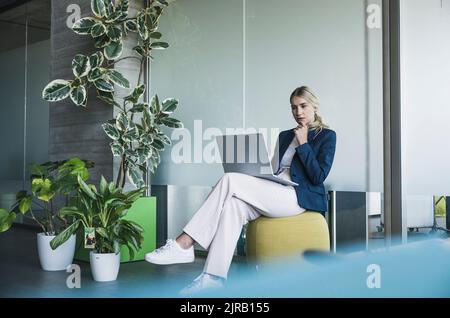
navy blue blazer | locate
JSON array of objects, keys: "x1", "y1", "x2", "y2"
[{"x1": 277, "y1": 128, "x2": 337, "y2": 215}]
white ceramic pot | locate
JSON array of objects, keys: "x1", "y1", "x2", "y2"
[
  {"x1": 37, "y1": 233, "x2": 76, "y2": 271},
  {"x1": 90, "y1": 251, "x2": 121, "y2": 282}
]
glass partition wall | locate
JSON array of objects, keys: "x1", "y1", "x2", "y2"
[
  {"x1": 0, "y1": 0, "x2": 51, "y2": 224},
  {"x1": 149, "y1": 0, "x2": 386, "y2": 251},
  {"x1": 399, "y1": 0, "x2": 450, "y2": 243}
]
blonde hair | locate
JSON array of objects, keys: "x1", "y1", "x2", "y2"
[{"x1": 290, "y1": 86, "x2": 329, "y2": 134}]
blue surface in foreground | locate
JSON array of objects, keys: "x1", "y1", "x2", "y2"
[{"x1": 197, "y1": 238, "x2": 450, "y2": 298}]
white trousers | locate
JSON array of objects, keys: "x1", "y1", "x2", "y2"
[{"x1": 183, "y1": 172, "x2": 306, "y2": 279}]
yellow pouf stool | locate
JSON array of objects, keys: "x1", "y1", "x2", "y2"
[{"x1": 246, "y1": 212, "x2": 330, "y2": 262}]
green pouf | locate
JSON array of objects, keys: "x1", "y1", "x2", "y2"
[{"x1": 74, "y1": 196, "x2": 157, "y2": 263}]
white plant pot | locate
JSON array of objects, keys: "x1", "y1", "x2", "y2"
[
  {"x1": 90, "y1": 251, "x2": 121, "y2": 282},
  {"x1": 37, "y1": 233, "x2": 76, "y2": 271}
]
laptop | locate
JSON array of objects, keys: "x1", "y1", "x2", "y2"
[{"x1": 215, "y1": 133, "x2": 298, "y2": 187}]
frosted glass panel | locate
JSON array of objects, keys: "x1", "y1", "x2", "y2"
[
  {"x1": 245, "y1": 0, "x2": 384, "y2": 192},
  {"x1": 0, "y1": 0, "x2": 50, "y2": 220},
  {"x1": 150, "y1": 0, "x2": 383, "y2": 193},
  {"x1": 150, "y1": 0, "x2": 244, "y2": 186},
  {"x1": 401, "y1": 0, "x2": 450, "y2": 196},
  {"x1": 26, "y1": 39, "x2": 50, "y2": 171},
  {"x1": 0, "y1": 19, "x2": 26, "y2": 194}
]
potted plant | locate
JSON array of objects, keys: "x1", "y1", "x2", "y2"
[
  {"x1": 41, "y1": 0, "x2": 183, "y2": 261},
  {"x1": 0, "y1": 158, "x2": 93, "y2": 271},
  {"x1": 51, "y1": 175, "x2": 145, "y2": 282}
]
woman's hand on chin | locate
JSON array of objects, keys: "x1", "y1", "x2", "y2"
[{"x1": 294, "y1": 124, "x2": 308, "y2": 145}]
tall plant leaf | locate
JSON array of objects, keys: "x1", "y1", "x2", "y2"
[
  {"x1": 125, "y1": 19, "x2": 138, "y2": 32},
  {"x1": 162, "y1": 98, "x2": 178, "y2": 113},
  {"x1": 89, "y1": 52, "x2": 104, "y2": 69},
  {"x1": 91, "y1": 0, "x2": 107, "y2": 18},
  {"x1": 127, "y1": 165, "x2": 144, "y2": 188},
  {"x1": 132, "y1": 45, "x2": 147, "y2": 58},
  {"x1": 107, "y1": 70, "x2": 130, "y2": 88},
  {"x1": 88, "y1": 67, "x2": 103, "y2": 82},
  {"x1": 152, "y1": 138, "x2": 164, "y2": 150},
  {"x1": 72, "y1": 17, "x2": 97, "y2": 35},
  {"x1": 149, "y1": 32, "x2": 162, "y2": 39},
  {"x1": 91, "y1": 22, "x2": 106, "y2": 38},
  {"x1": 105, "y1": 10, "x2": 125, "y2": 23},
  {"x1": 125, "y1": 84, "x2": 145, "y2": 104},
  {"x1": 146, "y1": 6, "x2": 163, "y2": 29},
  {"x1": 94, "y1": 78, "x2": 114, "y2": 92},
  {"x1": 135, "y1": 146, "x2": 152, "y2": 164},
  {"x1": 110, "y1": 141, "x2": 124, "y2": 156},
  {"x1": 97, "y1": 90, "x2": 120, "y2": 107},
  {"x1": 115, "y1": 112, "x2": 129, "y2": 131},
  {"x1": 94, "y1": 34, "x2": 111, "y2": 48},
  {"x1": 70, "y1": 85, "x2": 87, "y2": 106},
  {"x1": 150, "y1": 42, "x2": 169, "y2": 50},
  {"x1": 104, "y1": 40, "x2": 123, "y2": 60},
  {"x1": 72, "y1": 54, "x2": 91, "y2": 77},
  {"x1": 122, "y1": 125, "x2": 139, "y2": 142},
  {"x1": 102, "y1": 122, "x2": 121, "y2": 140},
  {"x1": 160, "y1": 117, "x2": 183, "y2": 128},
  {"x1": 106, "y1": 25, "x2": 122, "y2": 41},
  {"x1": 137, "y1": 13, "x2": 148, "y2": 40},
  {"x1": 129, "y1": 103, "x2": 148, "y2": 113},
  {"x1": 42, "y1": 80, "x2": 72, "y2": 102},
  {"x1": 119, "y1": 0, "x2": 129, "y2": 13},
  {"x1": 157, "y1": 133, "x2": 171, "y2": 145}
]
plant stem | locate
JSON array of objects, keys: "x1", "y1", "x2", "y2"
[
  {"x1": 116, "y1": 155, "x2": 126, "y2": 188},
  {"x1": 107, "y1": 56, "x2": 141, "y2": 67},
  {"x1": 121, "y1": 160, "x2": 128, "y2": 188},
  {"x1": 50, "y1": 200, "x2": 56, "y2": 232},
  {"x1": 138, "y1": 58, "x2": 145, "y2": 85},
  {"x1": 28, "y1": 208, "x2": 47, "y2": 233},
  {"x1": 47, "y1": 202, "x2": 54, "y2": 234}
]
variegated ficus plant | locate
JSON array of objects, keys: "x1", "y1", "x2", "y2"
[{"x1": 42, "y1": 0, "x2": 182, "y2": 189}]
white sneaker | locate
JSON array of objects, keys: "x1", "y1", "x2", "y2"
[
  {"x1": 145, "y1": 239, "x2": 194, "y2": 265},
  {"x1": 179, "y1": 273, "x2": 224, "y2": 295}
]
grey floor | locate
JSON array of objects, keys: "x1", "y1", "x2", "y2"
[
  {"x1": 0, "y1": 226, "x2": 252, "y2": 298},
  {"x1": 2, "y1": 224, "x2": 448, "y2": 298}
]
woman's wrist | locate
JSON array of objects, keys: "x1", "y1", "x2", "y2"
[{"x1": 296, "y1": 137, "x2": 308, "y2": 146}]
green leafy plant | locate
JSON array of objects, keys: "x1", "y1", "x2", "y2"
[
  {"x1": 50, "y1": 175, "x2": 145, "y2": 259},
  {"x1": 0, "y1": 158, "x2": 93, "y2": 234},
  {"x1": 42, "y1": 0, "x2": 183, "y2": 189}
]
